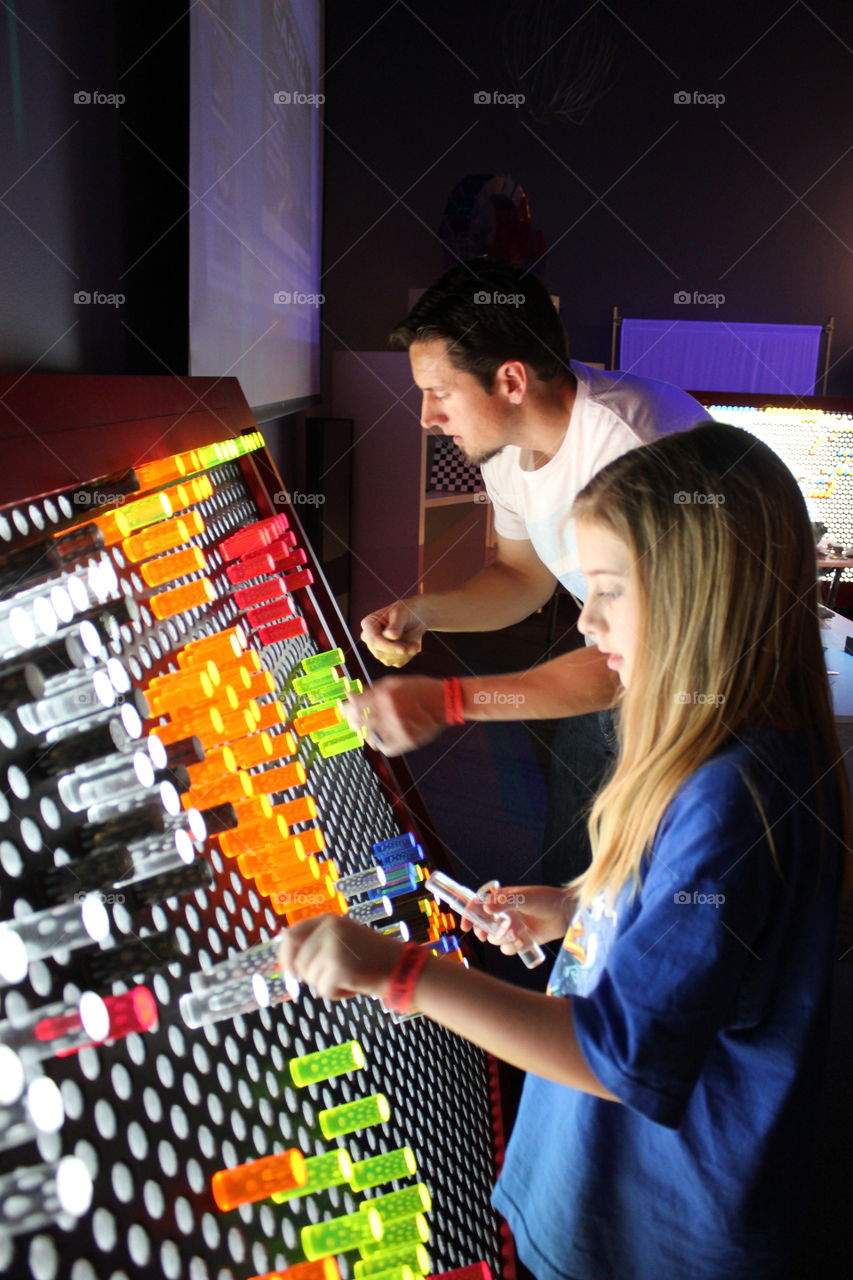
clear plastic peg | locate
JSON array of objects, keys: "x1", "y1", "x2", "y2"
[
  {"x1": 425, "y1": 871, "x2": 545, "y2": 968},
  {"x1": 57, "y1": 749, "x2": 155, "y2": 812},
  {"x1": 0, "y1": 895, "x2": 110, "y2": 985},
  {"x1": 0, "y1": 1156, "x2": 93, "y2": 1235},
  {"x1": 336, "y1": 865, "x2": 387, "y2": 899},
  {"x1": 0, "y1": 1072, "x2": 64, "y2": 1154},
  {"x1": 17, "y1": 667, "x2": 115, "y2": 735},
  {"x1": 189, "y1": 933, "x2": 286, "y2": 992},
  {"x1": 347, "y1": 897, "x2": 393, "y2": 925}
]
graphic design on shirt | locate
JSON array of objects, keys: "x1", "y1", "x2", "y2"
[
  {"x1": 525, "y1": 512, "x2": 584, "y2": 597},
  {"x1": 548, "y1": 890, "x2": 621, "y2": 998}
]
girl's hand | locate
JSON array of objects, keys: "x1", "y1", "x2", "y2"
[
  {"x1": 460, "y1": 884, "x2": 576, "y2": 954},
  {"x1": 344, "y1": 676, "x2": 446, "y2": 757},
  {"x1": 277, "y1": 914, "x2": 405, "y2": 1002}
]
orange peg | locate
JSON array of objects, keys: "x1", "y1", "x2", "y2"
[
  {"x1": 237, "y1": 836, "x2": 306, "y2": 878},
  {"x1": 158, "y1": 474, "x2": 214, "y2": 514},
  {"x1": 177, "y1": 626, "x2": 247, "y2": 669},
  {"x1": 221, "y1": 691, "x2": 261, "y2": 725},
  {"x1": 187, "y1": 746, "x2": 238, "y2": 785},
  {"x1": 133, "y1": 454, "x2": 189, "y2": 489},
  {"x1": 148, "y1": 660, "x2": 219, "y2": 694},
  {"x1": 184, "y1": 770, "x2": 255, "y2": 808},
  {"x1": 213, "y1": 685, "x2": 241, "y2": 714},
  {"x1": 246, "y1": 668, "x2": 276, "y2": 696},
  {"x1": 274, "y1": 795, "x2": 317, "y2": 826},
  {"x1": 254, "y1": 762, "x2": 307, "y2": 795},
  {"x1": 174, "y1": 447, "x2": 203, "y2": 475},
  {"x1": 211, "y1": 1149, "x2": 307, "y2": 1212},
  {"x1": 146, "y1": 663, "x2": 217, "y2": 711},
  {"x1": 140, "y1": 545, "x2": 206, "y2": 587},
  {"x1": 219, "y1": 815, "x2": 289, "y2": 860},
  {"x1": 260, "y1": 859, "x2": 337, "y2": 894},
  {"x1": 222, "y1": 666, "x2": 254, "y2": 698},
  {"x1": 229, "y1": 733, "x2": 275, "y2": 769},
  {"x1": 255, "y1": 860, "x2": 326, "y2": 897},
  {"x1": 151, "y1": 706, "x2": 225, "y2": 746},
  {"x1": 94, "y1": 491, "x2": 172, "y2": 545},
  {"x1": 254, "y1": 701, "x2": 289, "y2": 732},
  {"x1": 216, "y1": 648, "x2": 263, "y2": 677},
  {"x1": 149, "y1": 577, "x2": 216, "y2": 620},
  {"x1": 231, "y1": 794, "x2": 274, "y2": 825},
  {"x1": 257, "y1": 730, "x2": 297, "y2": 764},
  {"x1": 190, "y1": 475, "x2": 214, "y2": 503},
  {"x1": 293, "y1": 705, "x2": 344, "y2": 736},
  {"x1": 237, "y1": 852, "x2": 276, "y2": 880},
  {"x1": 121, "y1": 511, "x2": 205, "y2": 562},
  {"x1": 293, "y1": 826, "x2": 325, "y2": 856},
  {"x1": 213, "y1": 708, "x2": 258, "y2": 739},
  {"x1": 254, "y1": 835, "x2": 316, "y2": 872},
  {"x1": 245, "y1": 1259, "x2": 340, "y2": 1280},
  {"x1": 146, "y1": 673, "x2": 214, "y2": 718}
]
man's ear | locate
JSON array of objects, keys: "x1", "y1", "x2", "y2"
[{"x1": 497, "y1": 360, "x2": 528, "y2": 402}]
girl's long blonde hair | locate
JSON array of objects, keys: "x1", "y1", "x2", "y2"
[{"x1": 571, "y1": 422, "x2": 852, "y2": 907}]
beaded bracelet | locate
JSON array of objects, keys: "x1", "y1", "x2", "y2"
[
  {"x1": 383, "y1": 941, "x2": 430, "y2": 1014},
  {"x1": 442, "y1": 677, "x2": 465, "y2": 726}
]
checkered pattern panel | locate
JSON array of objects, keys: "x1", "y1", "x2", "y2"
[{"x1": 427, "y1": 436, "x2": 485, "y2": 494}]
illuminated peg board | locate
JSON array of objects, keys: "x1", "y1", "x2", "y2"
[
  {"x1": 0, "y1": 438, "x2": 506, "y2": 1278},
  {"x1": 705, "y1": 402, "x2": 853, "y2": 556}
]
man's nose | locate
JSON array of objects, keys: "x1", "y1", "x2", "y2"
[{"x1": 420, "y1": 394, "x2": 445, "y2": 430}]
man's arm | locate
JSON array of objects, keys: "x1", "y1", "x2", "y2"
[
  {"x1": 347, "y1": 645, "x2": 619, "y2": 756},
  {"x1": 361, "y1": 534, "x2": 557, "y2": 667}
]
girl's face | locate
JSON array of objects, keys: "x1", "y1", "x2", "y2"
[{"x1": 576, "y1": 519, "x2": 640, "y2": 688}]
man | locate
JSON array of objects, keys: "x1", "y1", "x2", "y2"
[{"x1": 350, "y1": 257, "x2": 709, "y2": 881}]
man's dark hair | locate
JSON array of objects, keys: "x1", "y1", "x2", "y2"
[{"x1": 389, "y1": 257, "x2": 571, "y2": 392}]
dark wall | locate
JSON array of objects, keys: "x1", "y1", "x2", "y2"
[
  {"x1": 2, "y1": 1, "x2": 850, "y2": 398},
  {"x1": 321, "y1": 0, "x2": 853, "y2": 395},
  {"x1": 0, "y1": 1, "x2": 190, "y2": 377}
]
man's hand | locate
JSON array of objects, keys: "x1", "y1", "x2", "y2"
[
  {"x1": 277, "y1": 914, "x2": 404, "y2": 1001},
  {"x1": 345, "y1": 676, "x2": 447, "y2": 756},
  {"x1": 360, "y1": 601, "x2": 427, "y2": 668},
  {"x1": 460, "y1": 883, "x2": 576, "y2": 952}
]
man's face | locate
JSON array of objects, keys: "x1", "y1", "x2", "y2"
[{"x1": 409, "y1": 339, "x2": 516, "y2": 466}]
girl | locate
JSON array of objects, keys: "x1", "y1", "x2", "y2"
[{"x1": 278, "y1": 422, "x2": 850, "y2": 1280}]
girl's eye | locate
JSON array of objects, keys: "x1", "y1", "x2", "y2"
[{"x1": 596, "y1": 590, "x2": 620, "y2": 599}]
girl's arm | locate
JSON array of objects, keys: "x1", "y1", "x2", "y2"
[{"x1": 277, "y1": 914, "x2": 619, "y2": 1103}]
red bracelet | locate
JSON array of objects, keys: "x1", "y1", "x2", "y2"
[
  {"x1": 384, "y1": 941, "x2": 430, "y2": 1013},
  {"x1": 442, "y1": 677, "x2": 465, "y2": 726}
]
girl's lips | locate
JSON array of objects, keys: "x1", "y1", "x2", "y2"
[{"x1": 603, "y1": 652, "x2": 622, "y2": 668}]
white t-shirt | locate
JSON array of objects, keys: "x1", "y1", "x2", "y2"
[{"x1": 481, "y1": 361, "x2": 711, "y2": 599}]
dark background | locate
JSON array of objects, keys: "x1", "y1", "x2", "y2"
[
  {"x1": 0, "y1": 0, "x2": 850, "y2": 398},
  {"x1": 320, "y1": 0, "x2": 853, "y2": 394}
]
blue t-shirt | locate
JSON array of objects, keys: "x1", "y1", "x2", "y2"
[{"x1": 492, "y1": 729, "x2": 841, "y2": 1280}]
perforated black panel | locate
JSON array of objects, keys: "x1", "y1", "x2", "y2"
[{"x1": 0, "y1": 458, "x2": 504, "y2": 1280}]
